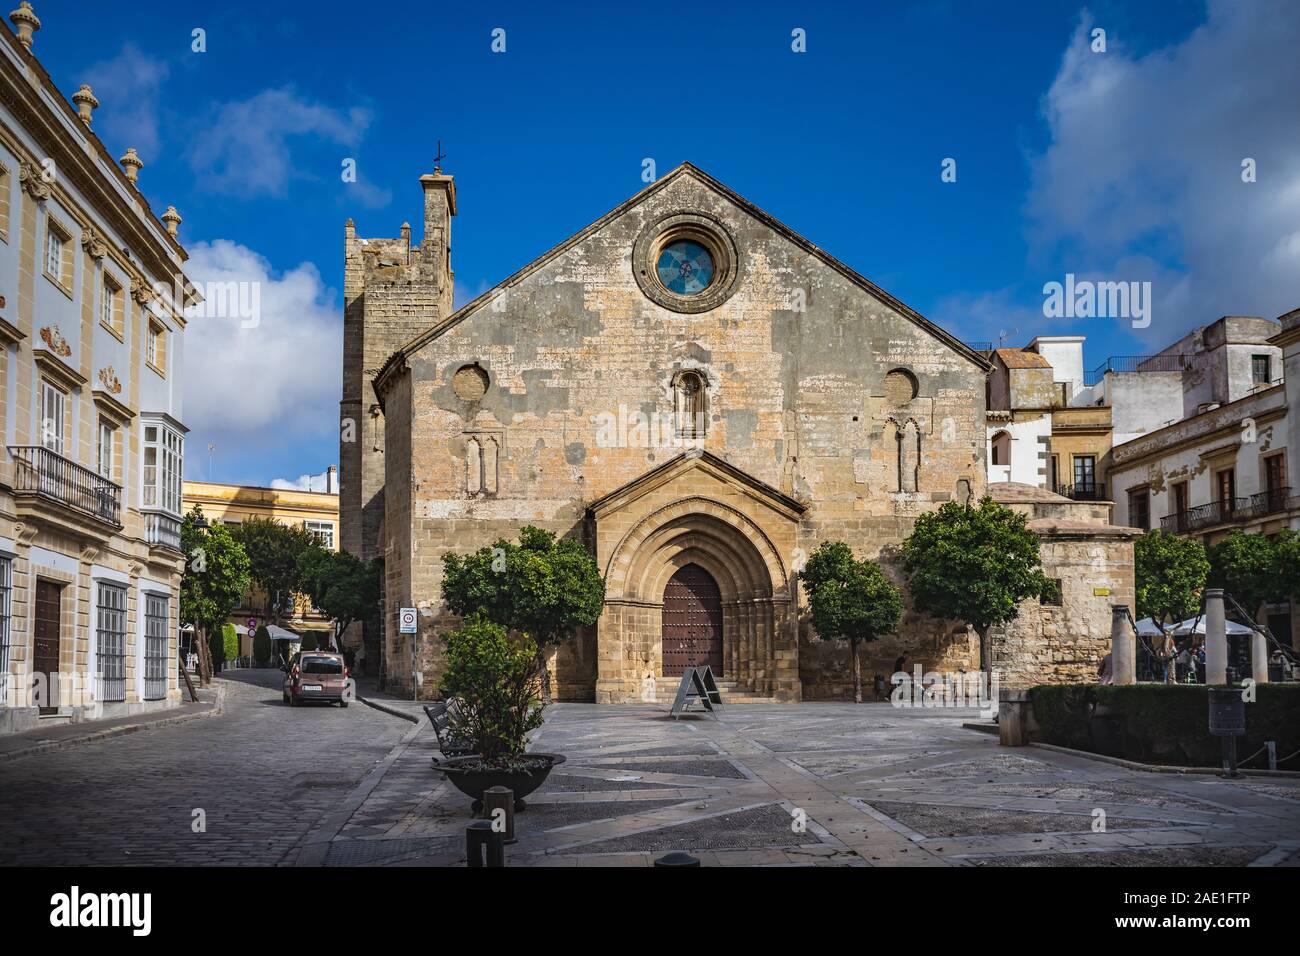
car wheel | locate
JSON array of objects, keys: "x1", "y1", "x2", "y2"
[{"x1": 339, "y1": 700, "x2": 349, "y2": 708}]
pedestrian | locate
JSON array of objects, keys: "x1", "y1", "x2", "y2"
[{"x1": 893, "y1": 655, "x2": 906, "y2": 677}]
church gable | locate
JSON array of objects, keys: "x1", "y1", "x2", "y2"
[{"x1": 376, "y1": 163, "x2": 987, "y2": 389}]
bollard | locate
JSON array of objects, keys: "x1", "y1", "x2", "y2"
[
  {"x1": 482, "y1": 786, "x2": 517, "y2": 845},
  {"x1": 1251, "y1": 628, "x2": 1269, "y2": 685},
  {"x1": 1111, "y1": 604, "x2": 1135, "y2": 685},
  {"x1": 1205, "y1": 589, "x2": 1227, "y2": 685},
  {"x1": 466, "y1": 820, "x2": 505, "y2": 867},
  {"x1": 654, "y1": 852, "x2": 700, "y2": 867},
  {"x1": 1207, "y1": 686, "x2": 1245, "y2": 778}
]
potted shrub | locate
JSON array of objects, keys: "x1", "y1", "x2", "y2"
[{"x1": 429, "y1": 617, "x2": 564, "y2": 811}]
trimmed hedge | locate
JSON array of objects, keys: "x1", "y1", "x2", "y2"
[
  {"x1": 252, "y1": 625, "x2": 271, "y2": 667},
  {"x1": 1029, "y1": 683, "x2": 1300, "y2": 768},
  {"x1": 221, "y1": 623, "x2": 239, "y2": 664}
]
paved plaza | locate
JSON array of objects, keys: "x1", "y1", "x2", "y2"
[
  {"x1": 301, "y1": 698, "x2": 1300, "y2": 868},
  {"x1": 1, "y1": 676, "x2": 1298, "y2": 867}
]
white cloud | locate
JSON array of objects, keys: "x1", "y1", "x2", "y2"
[
  {"x1": 181, "y1": 240, "x2": 339, "y2": 463},
  {"x1": 1025, "y1": 2, "x2": 1300, "y2": 342},
  {"x1": 186, "y1": 87, "x2": 372, "y2": 197},
  {"x1": 271, "y1": 470, "x2": 336, "y2": 493},
  {"x1": 83, "y1": 44, "x2": 168, "y2": 158}
]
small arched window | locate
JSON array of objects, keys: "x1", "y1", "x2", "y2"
[
  {"x1": 991, "y1": 431, "x2": 1011, "y2": 467},
  {"x1": 673, "y1": 370, "x2": 708, "y2": 439}
]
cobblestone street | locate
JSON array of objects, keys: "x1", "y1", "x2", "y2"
[{"x1": 0, "y1": 674, "x2": 410, "y2": 866}]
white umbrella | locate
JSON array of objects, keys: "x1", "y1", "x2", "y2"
[
  {"x1": 1171, "y1": 616, "x2": 1255, "y2": 637},
  {"x1": 1134, "y1": 617, "x2": 1165, "y2": 638}
]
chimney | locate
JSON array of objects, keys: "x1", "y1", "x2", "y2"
[
  {"x1": 8, "y1": 2, "x2": 38, "y2": 50},
  {"x1": 327, "y1": 465, "x2": 337, "y2": 494},
  {"x1": 419, "y1": 168, "x2": 456, "y2": 271}
]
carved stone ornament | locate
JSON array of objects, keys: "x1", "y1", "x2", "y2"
[
  {"x1": 18, "y1": 160, "x2": 50, "y2": 201},
  {"x1": 81, "y1": 227, "x2": 108, "y2": 260},
  {"x1": 130, "y1": 275, "x2": 153, "y2": 306}
]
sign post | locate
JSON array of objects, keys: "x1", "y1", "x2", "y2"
[{"x1": 399, "y1": 607, "x2": 418, "y2": 702}]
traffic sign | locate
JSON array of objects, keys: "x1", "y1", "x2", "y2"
[{"x1": 399, "y1": 607, "x2": 418, "y2": 634}]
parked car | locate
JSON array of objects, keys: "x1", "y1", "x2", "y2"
[{"x1": 282, "y1": 651, "x2": 350, "y2": 707}]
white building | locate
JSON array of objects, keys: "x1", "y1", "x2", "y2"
[{"x1": 0, "y1": 5, "x2": 193, "y2": 732}]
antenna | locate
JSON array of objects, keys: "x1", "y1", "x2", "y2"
[{"x1": 997, "y1": 327, "x2": 1018, "y2": 348}]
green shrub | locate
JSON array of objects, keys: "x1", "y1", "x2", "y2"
[
  {"x1": 439, "y1": 617, "x2": 545, "y2": 769},
  {"x1": 1030, "y1": 683, "x2": 1300, "y2": 767},
  {"x1": 209, "y1": 628, "x2": 225, "y2": 672},
  {"x1": 221, "y1": 623, "x2": 238, "y2": 664},
  {"x1": 252, "y1": 625, "x2": 271, "y2": 667},
  {"x1": 300, "y1": 632, "x2": 317, "y2": 652}
]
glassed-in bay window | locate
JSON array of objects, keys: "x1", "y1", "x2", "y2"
[{"x1": 142, "y1": 420, "x2": 184, "y2": 514}]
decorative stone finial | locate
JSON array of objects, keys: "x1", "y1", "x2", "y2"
[
  {"x1": 71, "y1": 84, "x2": 99, "y2": 126},
  {"x1": 161, "y1": 205, "x2": 181, "y2": 237},
  {"x1": 119, "y1": 147, "x2": 143, "y2": 184},
  {"x1": 9, "y1": 2, "x2": 39, "y2": 50}
]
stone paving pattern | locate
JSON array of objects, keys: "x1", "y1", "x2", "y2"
[
  {"x1": 322, "y1": 701, "x2": 1300, "y2": 868},
  {"x1": 2, "y1": 680, "x2": 1298, "y2": 868}
]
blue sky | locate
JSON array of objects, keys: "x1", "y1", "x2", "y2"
[{"x1": 26, "y1": 1, "x2": 1299, "y2": 487}]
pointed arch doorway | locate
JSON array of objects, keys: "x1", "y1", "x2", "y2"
[{"x1": 661, "y1": 563, "x2": 723, "y2": 676}]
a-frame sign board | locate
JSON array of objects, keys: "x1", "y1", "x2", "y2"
[{"x1": 669, "y1": 666, "x2": 724, "y2": 719}]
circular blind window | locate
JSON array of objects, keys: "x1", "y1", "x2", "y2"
[
  {"x1": 884, "y1": 369, "x2": 917, "y2": 404},
  {"x1": 452, "y1": 364, "x2": 489, "y2": 400}
]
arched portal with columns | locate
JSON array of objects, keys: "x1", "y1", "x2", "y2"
[{"x1": 587, "y1": 452, "x2": 806, "y2": 703}]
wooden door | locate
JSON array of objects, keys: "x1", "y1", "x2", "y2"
[
  {"x1": 34, "y1": 580, "x2": 61, "y2": 714},
  {"x1": 661, "y1": 564, "x2": 723, "y2": 676}
]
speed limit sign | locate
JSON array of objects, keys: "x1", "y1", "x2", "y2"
[{"x1": 399, "y1": 607, "x2": 417, "y2": 634}]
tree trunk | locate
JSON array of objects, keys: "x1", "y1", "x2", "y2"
[
  {"x1": 196, "y1": 625, "x2": 213, "y2": 686},
  {"x1": 977, "y1": 626, "x2": 990, "y2": 678},
  {"x1": 536, "y1": 648, "x2": 553, "y2": 704},
  {"x1": 851, "y1": 639, "x2": 862, "y2": 704}
]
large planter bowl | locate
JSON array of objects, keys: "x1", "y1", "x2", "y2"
[{"x1": 431, "y1": 753, "x2": 566, "y2": 812}]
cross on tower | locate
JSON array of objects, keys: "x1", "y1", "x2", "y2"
[{"x1": 433, "y1": 140, "x2": 447, "y2": 173}]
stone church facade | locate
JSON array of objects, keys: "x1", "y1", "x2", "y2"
[{"x1": 341, "y1": 163, "x2": 1134, "y2": 702}]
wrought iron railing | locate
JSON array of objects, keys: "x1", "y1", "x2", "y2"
[
  {"x1": 1055, "y1": 482, "x2": 1107, "y2": 501},
  {"x1": 1084, "y1": 354, "x2": 1192, "y2": 386},
  {"x1": 1160, "y1": 486, "x2": 1295, "y2": 534},
  {"x1": 144, "y1": 511, "x2": 183, "y2": 551},
  {"x1": 7, "y1": 445, "x2": 122, "y2": 526},
  {"x1": 1161, "y1": 498, "x2": 1243, "y2": 533},
  {"x1": 1245, "y1": 486, "x2": 1291, "y2": 518}
]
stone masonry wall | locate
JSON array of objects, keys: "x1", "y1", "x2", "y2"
[{"x1": 377, "y1": 168, "x2": 991, "y2": 699}]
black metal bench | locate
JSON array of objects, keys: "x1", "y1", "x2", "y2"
[{"x1": 423, "y1": 699, "x2": 476, "y2": 762}]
